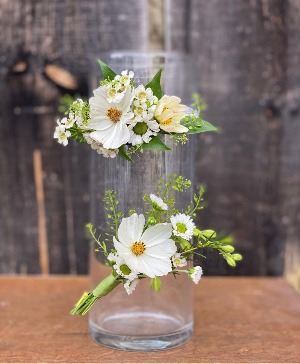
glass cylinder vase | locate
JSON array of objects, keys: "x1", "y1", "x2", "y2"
[{"x1": 89, "y1": 52, "x2": 195, "y2": 351}]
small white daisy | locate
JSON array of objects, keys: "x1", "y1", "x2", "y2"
[
  {"x1": 54, "y1": 123, "x2": 71, "y2": 146},
  {"x1": 188, "y1": 266, "x2": 203, "y2": 284},
  {"x1": 124, "y1": 278, "x2": 139, "y2": 295},
  {"x1": 149, "y1": 194, "x2": 168, "y2": 211},
  {"x1": 128, "y1": 119, "x2": 160, "y2": 145},
  {"x1": 113, "y1": 213, "x2": 177, "y2": 278},
  {"x1": 170, "y1": 213, "x2": 195, "y2": 241},
  {"x1": 172, "y1": 253, "x2": 187, "y2": 268}
]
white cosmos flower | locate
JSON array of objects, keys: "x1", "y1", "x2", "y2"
[
  {"x1": 149, "y1": 194, "x2": 168, "y2": 211},
  {"x1": 155, "y1": 95, "x2": 189, "y2": 133},
  {"x1": 170, "y1": 213, "x2": 195, "y2": 241},
  {"x1": 172, "y1": 253, "x2": 187, "y2": 268},
  {"x1": 113, "y1": 213, "x2": 177, "y2": 278},
  {"x1": 54, "y1": 122, "x2": 71, "y2": 146},
  {"x1": 124, "y1": 278, "x2": 139, "y2": 295},
  {"x1": 88, "y1": 85, "x2": 134, "y2": 149},
  {"x1": 188, "y1": 266, "x2": 203, "y2": 284}
]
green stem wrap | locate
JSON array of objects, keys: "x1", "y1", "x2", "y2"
[
  {"x1": 92, "y1": 273, "x2": 120, "y2": 298},
  {"x1": 70, "y1": 273, "x2": 120, "y2": 315}
]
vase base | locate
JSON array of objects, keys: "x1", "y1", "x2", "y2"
[{"x1": 89, "y1": 313, "x2": 193, "y2": 351}]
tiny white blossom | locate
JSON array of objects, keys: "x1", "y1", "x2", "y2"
[
  {"x1": 100, "y1": 146, "x2": 118, "y2": 158},
  {"x1": 172, "y1": 253, "x2": 187, "y2": 268},
  {"x1": 149, "y1": 194, "x2": 168, "y2": 211},
  {"x1": 84, "y1": 134, "x2": 118, "y2": 158},
  {"x1": 170, "y1": 213, "x2": 195, "y2": 241},
  {"x1": 106, "y1": 85, "x2": 126, "y2": 103},
  {"x1": 54, "y1": 123, "x2": 71, "y2": 146},
  {"x1": 124, "y1": 278, "x2": 139, "y2": 295},
  {"x1": 107, "y1": 252, "x2": 118, "y2": 263},
  {"x1": 64, "y1": 115, "x2": 75, "y2": 129},
  {"x1": 188, "y1": 266, "x2": 203, "y2": 284},
  {"x1": 115, "y1": 70, "x2": 134, "y2": 86}
]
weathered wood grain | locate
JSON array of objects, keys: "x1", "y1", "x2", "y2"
[
  {"x1": 281, "y1": 0, "x2": 300, "y2": 291},
  {"x1": 185, "y1": 0, "x2": 287, "y2": 276},
  {"x1": 0, "y1": 276, "x2": 299, "y2": 363},
  {"x1": 0, "y1": 0, "x2": 148, "y2": 274}
]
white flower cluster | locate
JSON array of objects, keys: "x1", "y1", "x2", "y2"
[
  {"x1": 106, "y1": 196, "x2": 202, "y2": 295},
  {"x1": 54, "y1": 69, "x2": 190, "y2": 156},
  {"x1": 129, "y1": 85, "x2": 160, "y2": 145},
  {"x1": 54, "y1": 99, "x2": 88, "y2": 146}
]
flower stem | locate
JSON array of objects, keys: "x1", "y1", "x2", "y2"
[{"x1": 70, "y1": 273, "x2": 120, "y2": 315}]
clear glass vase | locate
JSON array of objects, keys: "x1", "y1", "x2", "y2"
[{"x1": 89, "y1": 52, "x2": 195, "y2": 351}]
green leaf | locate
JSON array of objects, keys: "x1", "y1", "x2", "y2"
[
  {"x1": 98, "y1": 59, "x2": 117, "y2": 80},
  {"x1": 145, "y1": 69, "x2": 163, "y2": 99},
  {"x1": 118, "y1": 145, "x2": 134, "y2": 162},
  {"x1": 186, "y1": 118, "x2": 219, "y2": 134},
  {"x1": 142, "y1": 136, "x2": 172, "y2": 151},
  {"x1": 150, "y1": 277, "x2": 162, "y2": 291}
]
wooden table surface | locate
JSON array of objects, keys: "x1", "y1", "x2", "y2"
[{"x1": 0, "y1": 276, "x2": 299, "y2": 363}]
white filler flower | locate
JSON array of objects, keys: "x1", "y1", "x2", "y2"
[
  {"x1": 172, "y1": 253, "x2": 187, "y2": 268},
  {"x1": 188, "y1": 266, "x2": 203, "y2": 284},
  {"x1": 53, "y1": 122, "x2": 71, "y2": 146},
  {"x1": 113, "y1": 213, "x2": 177, "y2": 278},
  {"x1": 88, "y1": 85, "x2": 134, "y2": 149},
  {"x1": 170, "y1": 213, "x2": 195, "y2": 240},
  {"x1": 155, "y1": 95, "x2": 189, "y2": 133},
  {"x1": 124, "y1": 278, "x2": 139, "y2": 295},
  {"x1": 150, "y1": 194, "x2": 168, "y2": 211}
]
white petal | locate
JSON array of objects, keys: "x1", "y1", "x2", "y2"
[
  {"x1": 157, "y1": 109, "x2": 173, "y2": 122},
  {"x1": 138, "y1": 255, "x2": 173, "y2": 277},
  {"x1": 141, "y1": 223, "x2": 172, "y2": 247},
  {"x1": 117, "y1": 87, "x2": 134, "y2": 113},
  {"x1": 160, "y1": 123, "x2": 188, "y2": 133},
  {"x1": 113, "y1": 236, "x2": 131, "y2": 257},
  {"x1": 89, "y1": 117, "x2": 112, "y2": 130},
  {"x1": 146, "y1": 238, "x2": 177, "y2": 258},
  {"x1": 90, "y1": 123, "x2": 130, "y2": 149},
  {"x1": 118, "y1": 213, "x2": 145, "y2": 245}
]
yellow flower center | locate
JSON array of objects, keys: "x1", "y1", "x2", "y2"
[
  {"x1": 131, "y1": 241, "x2": 146, "y2": 256},
  {"x1": 138, "y1": 91, "x2": 147, "y2": 100},
  {"x1": 107, "y1": 88, "x2": 117, "y2": 98},
  {"x1": 106, "y1": 108, "x2": 122, "y2": 123},
  {"x1": 161, "y1": 118, "x2": 172, "y2": 125}
]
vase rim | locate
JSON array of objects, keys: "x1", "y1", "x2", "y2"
[{"x1": 97, "y1": 51, "x2": 191, "y2": 60}]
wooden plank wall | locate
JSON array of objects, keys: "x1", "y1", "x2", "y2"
[{"x1": 0, "y1": 0, "x2": 299, "y2": 285}]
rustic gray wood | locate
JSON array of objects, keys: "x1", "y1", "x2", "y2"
[
  {"x1": 0, "y1": 0, "x2": 148, "y2": 274},
  {"x1": 281, "y1": 0, "x2": 300, "y2": 290},
  {"x1": 184, "y1": 0, "x2": 288, "y2": 276}
]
